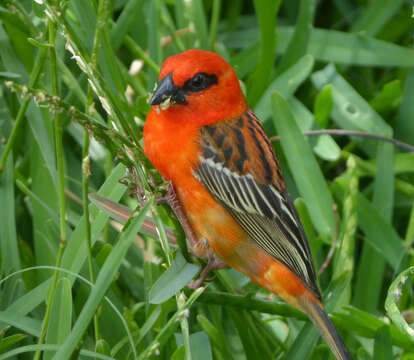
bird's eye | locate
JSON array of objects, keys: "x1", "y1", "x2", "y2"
[
  {"x1": 183, "y1": 72, "x2": 218, "y2": 93},
  {"x1": 191, "y1": 74, "x2": 206, "y2": 88}
]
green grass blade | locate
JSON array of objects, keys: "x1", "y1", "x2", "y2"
[
  {"x1": 52, "y1": 199, "x2": 152, "y2": 360},
  {"x1": 149, "y1": 252, "x2": 199, "y2": 304},
  {"x1": 351, "y1": 0, "x2": 405, "y2": 36},
  {"x1": 0, "y1": 152, "x2": 20, "y2": 272},
  {"x1": 0, "y1": 344, "x2": 116, "y2": 360},
  {"x1": 255, "y1": 54, "x2": 314, "y2": 122},
  {"x1": 385, "y1": 266, "x2": 414, "y2": 340},
  {"x1": 276, "y1": 0, "x2": 315, "y2": 75},
  {"x1": 289, "y1": 97, "x2": 341, "y2": 161},
  {"x1": 333, "y1": 179, "x2": 405, "y2": 270},
  {"x1": 191, "y1": 0, "x2": 209, "y2": 50},
  {"x1": 223, "y1": 26, "x2": 414, "y2": 67},
  {"x1": 247, "y1": 0, "x2": 281, "y2": 106},
  {"x1": 0, "y1": 333, "x2": 27, "y2": 353},
  {"x1": 353, "y1": 143, "x2": 394, "y2": 312},
  {"x1": 110, "y1": 0, "x2": 144, "y2": 50},
  {"x1": 0, "y1": 311, "x2": 41, "y2": 337},
  {"x1": 312, "y1": 64, "x2": 391, "y2": 155},
  {"x1": 373, "y1": 326, "x2": 393, "y2": 360},
  {"x1": 44, "y1": 278, "x2": 72, "y2": 360},
  {"x1": 395, "y1": 69, "x2": 414, "y2": 146}
]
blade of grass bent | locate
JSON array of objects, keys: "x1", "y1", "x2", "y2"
[
  {"x1": 255, "y1": 55, "x2": 314, "y2": 122},
  {"x1": 52, "y1": 200, "x2": 152, "y2": 360}
]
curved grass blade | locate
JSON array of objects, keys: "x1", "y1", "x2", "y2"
[{"x1": 51, "y1": 199, "x2": 152, "y2": 360}]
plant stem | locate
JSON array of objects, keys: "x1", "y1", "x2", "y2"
[
  {"x1": 83, "y1": 0, "x2": 110, "y2": 342},
  {"x1": 33, "y1": 17, "x2": 67, "y2": 360}
]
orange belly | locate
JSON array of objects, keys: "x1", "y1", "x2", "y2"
[{"x1": 176, "y1": 175, "x2": 309, "y2": 308}]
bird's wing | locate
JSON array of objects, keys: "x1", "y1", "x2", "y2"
[{"x1": 194, "y1": 109, "x2": 321, "y2": 300}]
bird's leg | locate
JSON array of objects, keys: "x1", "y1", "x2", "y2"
[
  {"x1": 157, "y1": 181, "x2": 228, "y2": 287},
  {"x1": 156, "y1": 181, "x2": 200, "y2": 251}
]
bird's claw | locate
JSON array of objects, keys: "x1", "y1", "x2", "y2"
[{"x1": 187, "y1": 256, "x2": 228, "y2": 289}]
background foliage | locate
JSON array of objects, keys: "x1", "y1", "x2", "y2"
[{"x1": 0, "y1": 0, "x2": 414, "y2": 359}]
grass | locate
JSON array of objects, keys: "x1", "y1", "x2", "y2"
[{"x1": 0, "y1": 0, "x2": 414, "y2": 359}]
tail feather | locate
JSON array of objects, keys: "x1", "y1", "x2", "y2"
[{"x1": 300, "y1": 297, "x2": 351, "y2": 360}]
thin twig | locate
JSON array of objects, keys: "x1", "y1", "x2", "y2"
[{"x1": 270, "y1": 129, "x2": 414, "y2": 153}]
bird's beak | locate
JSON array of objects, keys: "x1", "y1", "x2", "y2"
[{"x1": 149, "y1": 72, "x2": 187, "y2": 107}]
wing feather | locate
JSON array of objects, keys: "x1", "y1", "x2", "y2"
[{"x1": 195, "y1": 110, "x2": 321, "y2": 300}]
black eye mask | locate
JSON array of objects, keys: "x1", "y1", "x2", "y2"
[
  {"x1": 182, "y1": 73, "x2": 218, "y2": 93},
  {"x1": 149, "y1": 72, "x2": 218, "y2": 106}
]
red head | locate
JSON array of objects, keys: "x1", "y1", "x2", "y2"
[{"x1": 148, "y1": 49, "x2": 247, "y2": 125}]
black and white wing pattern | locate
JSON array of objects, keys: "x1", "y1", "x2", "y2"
[{"x1": 194, "y1": 109, "x2": 321, "y2": 300}]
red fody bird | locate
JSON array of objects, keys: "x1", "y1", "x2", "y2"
[{"x1": 144, "y1": 49, "x2": 351, "y2": 360}]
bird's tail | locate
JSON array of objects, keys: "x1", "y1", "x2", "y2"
[{"x1": 299, "y1": 296, "x2": 351, "y2": 360}]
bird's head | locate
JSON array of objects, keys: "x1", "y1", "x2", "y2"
[{"x1": 148, "y1": 49, "x2": 247, "y2": 125}]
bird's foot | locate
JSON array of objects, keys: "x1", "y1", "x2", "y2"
[{"x1": 187, "y1": 256, "x2": 228, "y2": 290}]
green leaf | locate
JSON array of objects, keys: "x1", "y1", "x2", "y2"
[
  {"x1": 0, "y1": 344, "x2": 116, "y2": 360},
  {"x1": 110, "y1": 0, "x2": 144, "y2": 50},
  {"x1": 271, "y1": 91, "x2": 335, "y2": 240},
  {"x1": 395, "y1": 69, "x2": 414, "y2": 146},
  {"x1": 61, "y1": 164, "x2": 127, "y2": 279},
  {"x1": 313, "y1": 84, "x2": 333, "y2": 129},
  {"x1": 96, "y1": 339, "x2": 112, "y2": 356},
  {"x1": 0, "y1": 72, "x2": 20, "y2": 79},
  {"x1": 0, "y1": 311, "x2": 41, "y2": 337},
  {"x1": 247, "y1": 0, "x2": 281, "y2": 106},
  {"x1": 276, "y1": 0, "x2": 315, "y2": 75},
  {"x1": 332, "y1": 306, "x2": 414, "y2": 350},
  {"x1": 356, "y1": 191, "x2": 403, "y2": 271},
  {"x1": 332, "y1": 179, "x2": 405, "y2": 270},
  {"x1": 149, "y1": 252, "x2": 200, "y2": 304},
  {"x1": 370, "y1": 80, "x2": 402, "y2": 114},
  {"x1": 289, "y1": 97, "x2": 340, "y2": 161},
  {"x1": 385, "y1": 266, "x2": 414, "y2": 340},
  {"x1": 312, "y1": 63, "x2": 392, "y2": 155},
  {"x1": 0, "y1": 152, "x2": 20, "y2": 272},
  {"x1": 175, "y1": 331, "x2": 213, "y2": 360},
  {"x1": 171, "y1": 345, "x2": 185, "y2": 360},
  {"x1": 197, "y1": 315, "x2": 234, "y2": 359},
  {"x1": 45, "y1": 278, "x2": 72, "y2": 360},
  {"x1": 52, "y1": 200, "x2": 152, "y2": 360},
  {"x1": 255, "y1": 54, "x2": 314, "y2": 122},
  {"x1": 373, "y1": 326, "x2": 393, "y2": 360},
  {"x1": 189, "y1": 332, "x2": 213, "y2": 360},
  {"x1": 191, "y1": 0, "x2": 209, "y2": 50},
  {"x1": 0, "y1": 333, "x2": 27, "y2": 352},
  {"x1": 223, "y1": 26, "x2": 414, "y2": 67},
  {"x1": 27, "y1": 37, "x2": 53, "y2": 48},
  {"x1": 353, "y1": 142, "x2": 394, "y2": 312},
  {"x1": 351, "y1": 0, "x2": 405, "y2": 36}
]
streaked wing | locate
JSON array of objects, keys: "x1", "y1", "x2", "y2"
[{"x1": 194, "y1": 109, "x2": 321, "y2": 300}]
